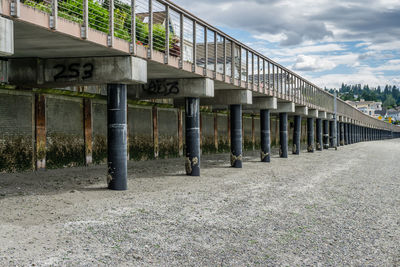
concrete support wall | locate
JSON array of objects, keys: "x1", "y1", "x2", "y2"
[
  {"x1": 0, "y1": 88, "x2": 313, "y2": 173},
  {"x1": 46, "y1": 96, "x2": 85, "y2": 169},
  {"x1": 0, "y1": 91, "x2": 33, "y2": 172}
]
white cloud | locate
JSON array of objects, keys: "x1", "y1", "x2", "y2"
[
  {"x1": 292, "y1": 55, "x2": 337, "y2": 71},
  {"x1": 306, "y1": 71, "x2": 400, "y2": 89}
]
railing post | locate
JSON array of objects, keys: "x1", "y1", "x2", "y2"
[
  {"x1": 81, "y1": 0, "x2": 88, "y2": 39},
  {"x1": 147, "y1": 0, "x2": 153, "y2": 58},
  {"x1": 223, "y1": 37, "x2": 226, "y2": 80},
  {"x1": 164, "y1": 4, "x2": 169, "y2": 64},
  {"x1": 192, "y1": 21, "x2": 196, "y2": 72},
  {"x1": 50, "y1": 0, "x2": 58, "y2": 30},
  {"x1": 10, "y1": 0, "x2": 20, "y2": 17},
  {"x1": 179, "y1": 13, "x2": 184, "y2": 68},
  {"x1": 130, "y1": 0, "x2": 136, "y2": 54},
  {"x1": 231, "y1": 41, "x2": 235, "y2": 84},
  {"x1": 214, "y1": 31, "x2": 217, "y2": 79},
  {"x1": 204, "y1": 26, "x2": 208, "y2": 76},
  {"x1": 108, "y1": 0, "x2": 114, "y2": 47}
]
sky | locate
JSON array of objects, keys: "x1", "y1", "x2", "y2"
[{"x1": 171, "y1": 0, "x2": 400, "y2": 89}]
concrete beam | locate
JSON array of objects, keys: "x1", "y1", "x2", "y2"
[
  {"x1": 9, "y1": 56, "x2": 147, "y2": 87},
  {"x1": 201, "y1": 90, "x2": 252, "y2": 106},
  {"x1": 271, "y1": 102, "x2": 295, "y2": 113},
  {"x1": 308, "y1": 109, "x2": 318, "y2": 118},
  {"x1": 243, "y1": 97, "x2": 277, "y2": 111},
  {"x1": 294, "y1": 106, "x2": 308, "y2": 116},
  {"x1": 318, "y1": 111, "x2": 327, "y2": 119},
  {"x1": 0, "y1": 17, "x2": 13, "y2": 56},
  {"x1": 327, "y1": 113, "x2": 334, "y2": 120},
  {"x1": 129, "y1": 78, "x2": 214, "y2": 99}
]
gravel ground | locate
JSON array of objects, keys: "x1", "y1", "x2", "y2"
[{"x1": 0, "y1": 139, "x2": 399, "y2": 266}]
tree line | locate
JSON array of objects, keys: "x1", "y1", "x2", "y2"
[{"x1": 326, "y1": 84, "x2": 400, "y2": 109}]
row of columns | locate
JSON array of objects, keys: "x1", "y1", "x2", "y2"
[{"x1": 106, "y1": 90, "x2": 398, "y2": 190}]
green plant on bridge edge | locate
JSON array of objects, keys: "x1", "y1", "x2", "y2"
[{"x1": 22, "y1": 0, "x2": 175, "y2": 53}]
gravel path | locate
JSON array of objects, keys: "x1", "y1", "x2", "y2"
[{"x1": 0, "y1": 139, "x2": 399, "y2": 266}]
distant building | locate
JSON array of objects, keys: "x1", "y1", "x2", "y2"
[
  {"x1": 346, "y1": 99, "x2": 382, "y2": 117},
  {"x1": 374, "y1": 109, "x2": 387, "y2": 119},
  {"x1": 387, "y1": 108, "x2": 400, "y2": 122}
]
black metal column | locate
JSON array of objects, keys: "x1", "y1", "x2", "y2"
[
  {"x1": 355, "y1": 125, "x2": 358, "y2": 142},
  {"x1": 323, "y1": 120, "x2": 329, "y2": 149},
  {"x1": 307, "y1": 117, "x2": 314, "y2": 153},
  {"x1": 185, "y1": 97, "x2": 200, "y2": 176},
  {"x1": 329, "y1": 120, "x2": 335, "y2": 148},
  {"x1": 340, "y1": 122, "x2": 344, "y2": 146},
  {"x1": 349, "y1": 124, "x2": 353, "y2": 144},
  {"x1": 260, "y1": 109, "x2": 271, "y2": 163},
  {"x1": 107, "y1": 84, "x2": 128, "y2": 191},
  {"x1": 230, "y1": 104, "x2": 242, "y2": 168},
  {"x1": 280, "y1": 113, "x2": 288, "y2": 158},
  {"x1": 293, "y1": 115, "x2": 301, "y2": 155},
  {"x1": 337, "y1": 121, "x2": 340, "y2": 147},
  {"x1": 356, "y1": 125, "x2": 359, "y2": 143},
  {"x1": 344, "y1": 123, "x2": 348, "y2": 145},
  {"x1": 316, "y1": 118, "x2": 323, "y2": 151}
]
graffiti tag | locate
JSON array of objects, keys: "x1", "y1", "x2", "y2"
[
  {"x1": 142, "y1": 80, "x2": 180, "y2": 96},
  {"x1": 53, "y1": 63, "x2": 94, "y2": 81}
]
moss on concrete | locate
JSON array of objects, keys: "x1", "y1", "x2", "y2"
[
  {"x1": 158, "y1": 137, "x2": 179, "y2": 159},
  {"x1": 218, "y1": 140, "x2": 230, "y2": 153},
  {"x1": 201, "y1": 137, "x2": 217, "y2": 154},
  {"x1": 129, "y1": 136, "x2": 154, "y2": 161},
  {"x1": 244, "y1": 137, "x2": 254, "y2": 151},
  {"x1": 92, "y1": 135, "x2": 107, "y2": 164},
  {"x1": 0, "y1": 136, "x2": 33, "y2": 172},
  {"x1": 46, "y1": 134, "x2": 85, "y2": 169}
]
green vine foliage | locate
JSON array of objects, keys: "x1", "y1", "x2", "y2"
[{"x1": 22, "y1": 0, "x2": 175, "y2": 52}]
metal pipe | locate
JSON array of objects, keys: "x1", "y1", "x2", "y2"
[
  {"x1": 316, "y1": 118, "x2": 323, "y2": 151},
  {"x1": 323, "y1": 120, "x2": 329, "y2": 149},
  {"x1": 260, "y1": 109, "x2": 271, "y2": 162},
  {"x1": 329, "y1": 120, "x2": 335, "y2": 148},
  {"x1": 230, "y1": 104, "x2": 242, "y2": 168},
  {"x1": 107, "y1": 84, "x2": 127, "y2": 191},
  {"x1": 279, "y1": 113, "x2": 288, "y2": 158},
  {"x1": 293, "y1": 115, "x2": 301, "y2": 155},
  {"x1": 185, "y1": 97, "x2": 200, "y2": 176},
  {"x1": 340, "y1": 122, "x2": 344, "y2": 146},
  {"x1": 307, "y1": 117, "x2": 314, "y2": 152}
]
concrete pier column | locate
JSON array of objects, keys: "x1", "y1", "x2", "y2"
[
  {"x1": 279, "y1": 113, "x2": 288, "y2": 158},
  {"x1": 323, "y1": 120, "x2": 329, "y2": 149},
  {"x1": 329, "y1": 120, "x2": 335, "y2": 148},
  {"x1": 260, "y1": 109, "x2": 271, "y2": 163},
  {"x1": 307, "y1": 118, "x2": 314, "y2": 153},
  {"x1": 107, "y1": 84, "x2": 128, "y2": 191},
  {"x1": 316, "y1": 118, "x2": 323, "y2": 151},
  {"x1": 340, "y1": 122, "x2": 344, "y2": 146},
  {"x1": 230, "y1": 104, "x2": 243, "y2": 168},
  {"x1": 185, "y1": 97, "x2": 201, "y2": 176},
  {"x1": 293, "y1": 115, "x2": 301, "y2": 155}
]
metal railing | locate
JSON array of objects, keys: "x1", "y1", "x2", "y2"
[{"x1": 9, "y1": 0, "x2": 400, "y2": 132}]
